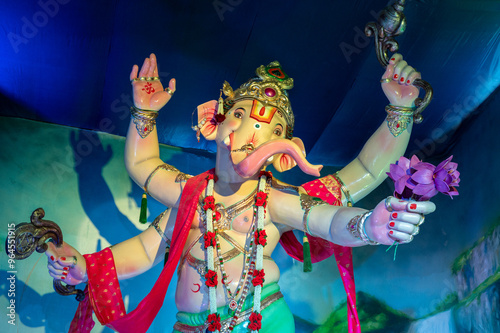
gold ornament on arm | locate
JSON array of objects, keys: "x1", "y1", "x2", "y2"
[{"x1": 130, "y1": 106, "x2": 159, "y2": 138}]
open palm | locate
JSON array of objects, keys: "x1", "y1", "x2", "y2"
[{"x1": 130, "y1": 53, "x2": 176, "y2": 111}]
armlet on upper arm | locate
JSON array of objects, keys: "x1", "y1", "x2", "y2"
[{"x1": 144, "y1": 163, "x2": 182, "y2": 194}]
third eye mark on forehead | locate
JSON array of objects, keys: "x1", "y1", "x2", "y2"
[{"x1": 234, "y1": 106, "x2": 285, "y2": 126}]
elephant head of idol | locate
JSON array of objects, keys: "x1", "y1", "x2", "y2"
[{"x1": 196, "y1": 61, "x2": 322, "y2": 179}]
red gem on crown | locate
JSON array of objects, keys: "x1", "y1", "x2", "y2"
[{"x1": 264, "y1": 87, "x2": 276, "y2": 97}]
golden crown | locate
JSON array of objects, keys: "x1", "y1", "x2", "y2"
[{"x1": 222, "y1": 61, "x2": 295, "y2": 139}]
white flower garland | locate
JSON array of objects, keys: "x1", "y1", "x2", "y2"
[
  {"x1": 203, "y1": 173, "x2": 269, "y2": 332},
  {"x1": 251, "y1": 174, "x2": 268, "y2": 332}
]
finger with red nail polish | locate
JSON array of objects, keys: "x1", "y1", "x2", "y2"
[
  {"x1": 393, "y1": 60, "x2": 407, "y2": 83},
  {"x1": 406, "y1": 201, "x2": 436, "y2": 215},
  {"x1": 388, "y1": 220, "x2": 417, "y2": 234},
  {"x1": 388, "y1": 229, "x2": 413, "y2": 243},
  {"x1": 407, "y1": 70, "x2": 421, "y2": 85}
]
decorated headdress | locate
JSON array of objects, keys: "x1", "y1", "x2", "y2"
[{"x1": 222, "y1": 61, "x2": 295, "y2": 139}]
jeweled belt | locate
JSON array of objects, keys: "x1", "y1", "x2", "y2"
[{"x1": 173, "y1": 291, "x2": 283, "y2": 333}]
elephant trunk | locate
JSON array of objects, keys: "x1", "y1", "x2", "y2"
[{"x1": 233, "y1": 139, "x2": 323, "y2": 177}]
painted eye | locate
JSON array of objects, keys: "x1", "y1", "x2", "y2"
[
  {"x1": 234, "y1": 111, "x2": 243, "y2": 119},
  {"x1": 254, "y1": 123, "x2": 261, "y2": 129},
  {"x1": 273, "y1": 128, "x2": 282, "y2": 136}
]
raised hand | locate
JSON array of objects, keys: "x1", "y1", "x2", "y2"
[
  {"x1": 130, "y1": 53, "x2": 176, "y2": 111},
  {"x1": 45, "y1": 241, "x2": 87, "y2": 286},
  {"x1": 380, "y1": 53, "x2": 421, "y2": 107},
  {"x1": 365, "y1": 196, "x2": 436, "y2": 245}
]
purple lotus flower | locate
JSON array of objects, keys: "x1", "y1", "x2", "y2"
[
  {"x1": 387, "y1": 155, "x2": 460, "y2": 201},
  {"x1": 433, "y1": 156, "x2": 460, "y2": 198}
]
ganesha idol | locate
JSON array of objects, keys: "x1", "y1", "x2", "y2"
[{"x1": 46, "y1": 53, "x2": 435, "y2": 333}]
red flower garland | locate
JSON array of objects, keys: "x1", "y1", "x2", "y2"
[
  {"x1": 207, "y1": 313, "x2": 222, "y2": 332},
  {"x1": 203, "y1": 196, "x2": 215, "y2": 211},
  {"x1": 248, "y1": 312, "x2": 262, "y2": 331},
  {"x1": 255, "y1": 191, "x2": 268, "y2": 208},
  {"x1": 204, "y1": 231, "x2": 217, "y2": 249},
  {"x1": 204, "y1": 270, "x2": 218, "y2": 287},
  {"x1": 251, "y1": 269, "x2": 265, "y2": 287},
  {"x1": 254, "y1": 229, "x2": 267, "y2": 247}
]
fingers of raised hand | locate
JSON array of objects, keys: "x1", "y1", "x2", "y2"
[
  {"x1": 139, "y1": 57, "x2": 150, "y2": 78},
  {"x1": 147, "y1": 53, "x2": 156, "y2": 77},
  {"x1": 131, "y1": 55, "x2": 162, "y2": 84},
  {"x1": 389, "y1": 53, "x2": 403, "y2": 65},
  {"x1": 393, "y1": 60, "x2": 407, "y2": 82},
  {"x1": 167, "y1": 78, "x2": 176, "y2": 94},
  {"x1": 382, "y1": 53, "x2": 403, "y2": 79},
  {"x1": 398, "y1": 64, "x2": 420, "y2": 86},
  {"x1": 150, "y1": 78, "x2": 176, "y2": 108},
  {"x1": 130, "y1": 64, "x2": 139, "y2": 81},
  {"x1": 406, "y1": 70, "x2": 421, "y2": 85},
  {"x1": 390, "y1": 56, "x2": 420, "y2": 86}
]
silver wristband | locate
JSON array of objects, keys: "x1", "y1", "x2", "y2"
[{"x1": 347, "y1": 211, "x2": 379, "y2": 245}]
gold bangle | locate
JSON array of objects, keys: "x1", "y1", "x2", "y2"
[
  {"x1": 333, "y1": 172, "x2": 353, "y2": 207},
  {"x1": 299, "y1": 193, "x2": 327, "y2": 235}
]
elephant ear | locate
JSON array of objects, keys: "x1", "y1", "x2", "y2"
[
  {"x1": 273, "y1": 137, "x2": 306, "y2": 172},
  {"x1": 197, "y1": 100, "x2": 218, "y2": 141}
]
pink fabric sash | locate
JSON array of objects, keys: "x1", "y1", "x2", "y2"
[
  {"x1": 280, "y1": 175, "x2": 361, "y2": 332},
  {"x1": 69, "y1": 248, "x2": 125, "y2": 332},
  {"x1": 70, "y1": 169, "x2": 214, "y2": 333}
]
